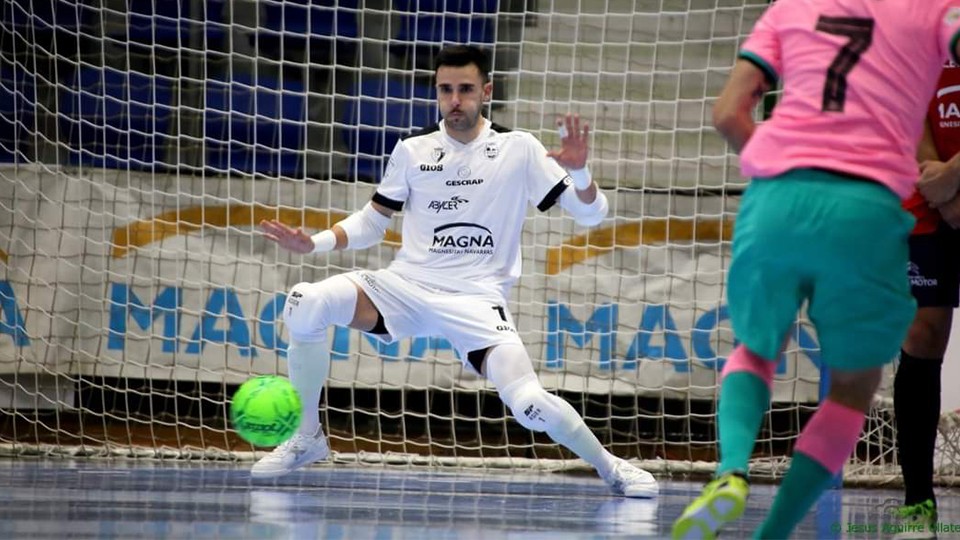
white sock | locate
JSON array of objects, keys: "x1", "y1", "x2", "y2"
[
  {"x1": 484, "y1": 343, "x2": 621, "y2": 478},
  {"x1": 286, "y1": 338, "x2": 330, "y2": 436},
  {"x1": 543, "y1": 392, "x2": 620, "y2": 477}
]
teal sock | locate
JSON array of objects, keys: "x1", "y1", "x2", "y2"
[
  {"x1": 717, "y1": 372, "x2": 771, "y2": 476},
  {"x1": 755, "y1": 452, "x2": 832, "y2": 539}
]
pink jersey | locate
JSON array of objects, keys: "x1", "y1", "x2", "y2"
[{"x1": 739, "y1": 0, "x2": 960, "y2": 199}]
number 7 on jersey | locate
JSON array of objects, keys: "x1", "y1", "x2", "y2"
[{"x1": 815, "y1": 16, "x2": 874, "y2": 112}]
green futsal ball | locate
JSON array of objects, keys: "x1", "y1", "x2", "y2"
[{"x1": 230, "y1": 375, "x2": 302, "y2": 447}]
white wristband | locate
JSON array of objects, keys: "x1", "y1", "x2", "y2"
[
  {"x1": 310, "y1": 230, "x2": 337, "y2": 253},
  {"x1": 568, "y1": 167, "x2": 592, "y2": 190}
]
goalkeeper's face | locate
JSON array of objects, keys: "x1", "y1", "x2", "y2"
[{"x1": 436, "y1": 64, "x2": 493, "y2": 135}]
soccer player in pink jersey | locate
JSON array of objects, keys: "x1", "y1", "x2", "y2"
[{"x1": 671, "y1": 1, "x2": 960, "y2": 539}]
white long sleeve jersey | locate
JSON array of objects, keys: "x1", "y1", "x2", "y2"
[{"x1": 372, "y1": 118, "x2": 580, "y2": 300}]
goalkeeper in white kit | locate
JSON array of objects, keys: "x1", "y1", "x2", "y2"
[{"x1": 256, "y1": 44, "x2": 658, "y2": 498}]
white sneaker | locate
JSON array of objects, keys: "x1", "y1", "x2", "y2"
[
  {"x1": 250, "y1": 428, "x2": 330, "y2": 479},
  {"x1": 602, "y1": 459, "x2": 659, "y2": 498}
]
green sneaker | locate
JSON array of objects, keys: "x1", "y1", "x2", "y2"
[
  {"x1": 893, "y1": 499, "x2": 937, "y2": 540},
  {"x1": 672, "y1": 473, "x2": 749, "y2": 540}
]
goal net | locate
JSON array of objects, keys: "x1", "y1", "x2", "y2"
[{"x1": 0, "y1": 0, "x2": 957, "y2": 485}]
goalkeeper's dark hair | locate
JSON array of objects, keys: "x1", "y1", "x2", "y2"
[{"x1": 434, "y1": 45, "x2": 492, "y2": 83}]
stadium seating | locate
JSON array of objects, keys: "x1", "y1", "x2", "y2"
[
  {"x1": 33, "y1": 2, "x2": 505, "y2": 179},
  {"x1": 394, "y1": 0, "x2": 498, "y2": 43},
  {"x1": 333, "y1": 0, "x2": 497, "y2": 181},
  {"x1": 4, "y1": 0, "x2": 88, "y2": 33},
  {"x1": 258, "y1": 0, "x2": 360, "y2": 64},
  {"x1": 59, "y1": 67, "x2": 174, "y2": 169},
  {"x1": 124, "y1": 0, "x2": 227, "y2": 46},
  {"x1": 0, "y1": 67, "x2": 36, "y2": 163},
  {"x1": 391, "y1": 0, "x2": 498, "y2": 71},
  {"x1": 260, "y1": 0, "x2": 359, "y2": 40},
  {"x1": 204, "y1": 74, "x2": 307, "y2": 177},
  {"x1": 340, "y1": 75, "x2": 437, "y2": 182}
]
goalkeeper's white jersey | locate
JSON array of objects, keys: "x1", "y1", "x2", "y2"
[{"x1": 372, "y1": 118, "x2": 572, "y2": 300}]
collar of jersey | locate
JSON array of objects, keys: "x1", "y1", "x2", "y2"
[{"x1": 440, "y1": 117, "x2": 491, "y2": 147}]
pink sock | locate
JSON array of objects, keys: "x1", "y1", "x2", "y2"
[
  {"x1": 795, "y1": 399, "x2": 866, "y2": 474},
  {"x1": 722, "y1": 345, "x2": 777, "y2": 390}
]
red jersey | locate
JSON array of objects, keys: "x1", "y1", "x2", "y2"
[{"x1": 905, "y1": 63, "x2": 960, "y2": 234}]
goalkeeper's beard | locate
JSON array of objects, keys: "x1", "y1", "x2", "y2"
[{"x1": 443, "y1": 108, "x2": 482, "y2": 133}]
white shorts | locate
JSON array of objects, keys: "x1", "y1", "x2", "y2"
[{"x1": 343, "y1": 269, "x2": 523, "y2": 372}]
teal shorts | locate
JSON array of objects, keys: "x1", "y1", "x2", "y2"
[{"x1": 728, "y1": 169, "x2": 916, "y2": 371}]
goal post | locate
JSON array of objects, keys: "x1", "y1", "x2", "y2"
[{"x1": 0, "y1": 0, "x2": 957, "y2": 486}]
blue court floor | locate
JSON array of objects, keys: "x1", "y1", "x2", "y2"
[{"x1": 0, "y1": 459, "x2": 957, "y2": 539}]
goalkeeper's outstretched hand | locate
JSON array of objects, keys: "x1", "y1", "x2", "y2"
[
  {"x1": 259, "y1": 220, "x2": 315, "y2": 254},
  {"x1": 547, "y1": 113, "x2": 590, "y2": 170}
]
